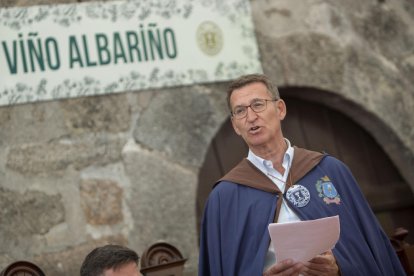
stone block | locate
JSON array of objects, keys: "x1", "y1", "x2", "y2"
[
  {"x1": 352, "y1": 4, "x2": 414, "y2": 61},
  {"x1": 0, "y1": 188, "x2": 64, "y2": 250},
  {"x1": 0, "y1": 101, "x2": 68, "y2": 145},
  {"x1": 61, "y1": 94, "x2": 131, "y2": 134},
  {"x1": 122, "y1": 141, "x2": 199, "y2": 275},
  {"x1": 262, "y1": 33, "x2": 346, "y2": 92},
  {"x1": 80, "y1": 178, "x2": 123, "y2": 225},
  {"x1": 133, "y1": 85, "x2": 226, "y2": 168},
  {"x1": 6, "y1": 136, "x2": 125, "y2": 175}
]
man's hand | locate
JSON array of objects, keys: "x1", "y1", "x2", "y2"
[
  {"x1": 301, "y1": 251, "x2": 339, "y2": 276},
  {"x1": 263, "y1": 259, "x2": 304, "y2": 276}
]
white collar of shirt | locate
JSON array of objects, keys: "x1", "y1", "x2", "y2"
[{"x1": 247, "y1": 138, "x2": 294, "y2": 192}]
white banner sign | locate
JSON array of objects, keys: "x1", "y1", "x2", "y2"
[{"x1": 0, "y1": 0, "x2": 262, "y2": 106}]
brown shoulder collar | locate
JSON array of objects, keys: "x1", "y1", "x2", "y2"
[{"x1": 216, "y1": 146, "x2": 325, "y2": 193}]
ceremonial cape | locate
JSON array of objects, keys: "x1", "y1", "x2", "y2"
[{"x1": 198, "y1": 147, "x2": 404, "y2": 276}]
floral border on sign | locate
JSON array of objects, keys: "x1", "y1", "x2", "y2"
[
  {"x1": 0, "y1": 0, "x2": 251, "y2": 30},
  {"x1": 0, "y1": 58, "x2": 261, "y2": 106}
]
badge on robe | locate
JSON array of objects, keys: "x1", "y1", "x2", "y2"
[
  {"x1": 286, "y1": 184, "x2": 310, "y2": 207},
  {"x1": 316, "y1": 175, "x2": 341, "y2": 205}
]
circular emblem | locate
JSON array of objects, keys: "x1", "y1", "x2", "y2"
[
  {"x1": 196, "y1": 21, "x2": 223, "y2": 56},
  {"x1": 286, "y1": 184, "x2": 311, "y2": 208}
]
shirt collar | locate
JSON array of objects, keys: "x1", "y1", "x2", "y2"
[{"x1": 247, "y1": 138, "x2": 294, "y2": 178}]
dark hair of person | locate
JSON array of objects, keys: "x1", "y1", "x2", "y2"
[
  {"x1": 226, "y1": 73, "x2": 280, "y2": 112},
  {"x1": 80, "y1": 244, "x2": 139, "y2": 276}
]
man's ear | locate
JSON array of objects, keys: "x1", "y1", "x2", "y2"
[
  {"x1": 277, "y1": 99, "x2": 287, "y2": 120},
  {"x1": 231, "y1": 117, "x2": 242, "y2": 136}
]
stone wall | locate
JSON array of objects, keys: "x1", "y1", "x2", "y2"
[
  {"x1": 0, "y1": 84, "x2": 227, "y2": 275},
  {"x1": 252, "y1": 0, "x2": 414, "y2": 187},
  {"x1": 1, "y1": 0, "x2": 414, "y2": 275}
]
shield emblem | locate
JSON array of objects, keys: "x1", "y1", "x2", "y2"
[{"x1": 322, "y1": 182, "x2": 338, "y2": 199}]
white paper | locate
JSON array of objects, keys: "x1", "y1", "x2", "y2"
[{"x1": 268, "y1": 215, "x2": 340, "y2": 263}]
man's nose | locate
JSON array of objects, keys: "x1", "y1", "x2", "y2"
[{"x1": 246, "y1": 106, "x2": 258, "y2": 121}]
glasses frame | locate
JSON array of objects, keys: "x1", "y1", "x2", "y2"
[{"x1": 231, "y1": 98, "x2": 278, "y2": 119}]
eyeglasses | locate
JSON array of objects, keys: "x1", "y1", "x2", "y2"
[{"x1": 231, "y1": 98, "x2": 278, "y2": 119}]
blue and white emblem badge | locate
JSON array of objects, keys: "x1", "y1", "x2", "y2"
[
  {"x1": 286, "y1": 184, "x2": 310, "y2": 208},
  {"x1": 316, "y1": 176, "x2": 341, "y2": 205}
]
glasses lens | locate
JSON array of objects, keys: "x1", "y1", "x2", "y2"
[
  {"x1": 233, "y1": 106, "x2": 246, "y2": 118},
  {"x1": 251, "y1": 99, "x2": 266, "y2": 112}
]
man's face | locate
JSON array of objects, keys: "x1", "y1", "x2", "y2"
[
  {"x1": 103, "y1": 262, "x2": 141, "y2": 276},
  {"x1": 230, "y1": 82, "x2": 286, "y2": 150}
]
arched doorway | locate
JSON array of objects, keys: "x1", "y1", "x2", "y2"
[{"x1": 197, "y1": 92, "x2": 414, "y2": 242}]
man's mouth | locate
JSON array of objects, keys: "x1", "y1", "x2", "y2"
[{"x1": 250, "y1": 126, "x2": 260, "y2": 132}]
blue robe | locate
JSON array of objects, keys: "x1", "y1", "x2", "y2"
[{"x1": 198, "y1": 148, "x2": 405, "y2": 276}]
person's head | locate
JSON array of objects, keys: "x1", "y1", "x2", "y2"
[
  {"x1": 227, "y1": 74, "x2": 286, "y2": 152},
  {"x1": 226, "y1": 74, "x2": 280, "y2": 112},
  {"x1": 80, "y1": 244, "x2": 140, "y2": 276}
]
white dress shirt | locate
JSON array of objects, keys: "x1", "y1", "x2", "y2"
[{"x1": 246, "y1": 139, "x2": 301, "y2": 271}]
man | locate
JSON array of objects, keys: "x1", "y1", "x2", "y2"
[
  {"x1": 198, "y1": 74, "x2": 405, "y2": 276},
  {"x1": 80, "y1": 244, "x2": 140, "y2": 276}
]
